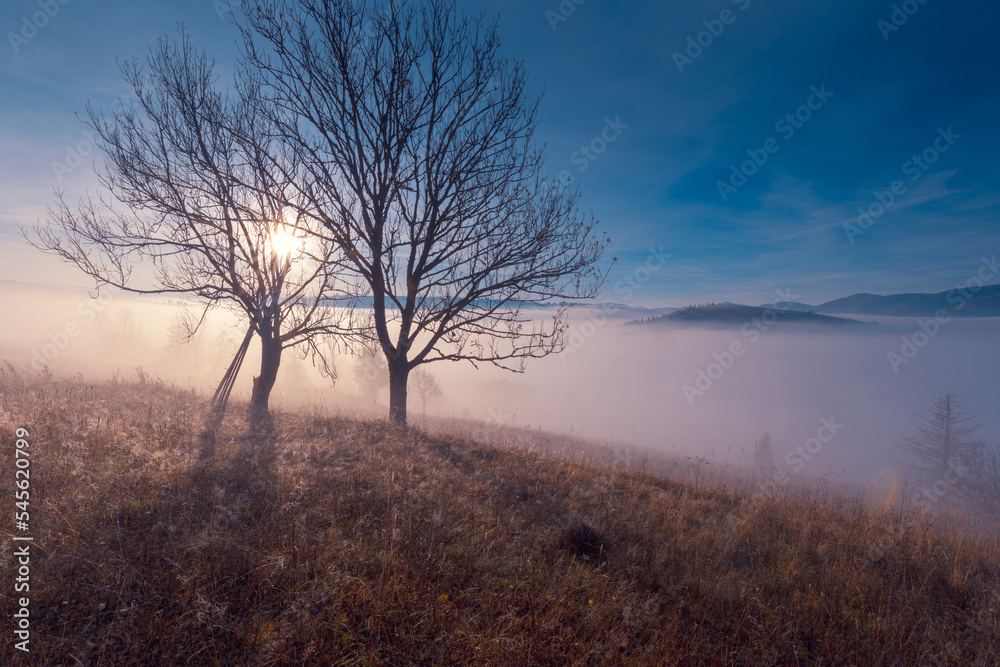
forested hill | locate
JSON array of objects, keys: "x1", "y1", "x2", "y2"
[{"x1": 629, "y1": 304, "x2": 867, "y2": 328}]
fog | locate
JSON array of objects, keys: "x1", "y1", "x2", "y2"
[
  {"x1": 4, "y1": 279, "x2": 999, "y2": 495},
  {"x1": 439, "y1": 308, "x2": 1000, "y2": 489}
]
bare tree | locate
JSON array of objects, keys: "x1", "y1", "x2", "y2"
[
  {"x1": 899, "y1": 394, "x2": 983, "y2": 481},
  {"x1": 410, "y1": 368, "x2": 442, "y2": 417},
  {"x1": 29, "y1": 29, "x2": 356, "y2": 432},
  {"x1": 166, "y1": 309, "x2": 201, "y2": 350},
  {"x1": 753, "y1": 432, "x2": 774, "y2": 477},
  {"x1": 164, "y1": 308, "x2": 207, "y2": 370},
  {"x1": 239, "y1": 0, "x2": 611, "y2": 424},
  {"x1": 100, "y1": 306, "x2": 145, "y2": 357},
  {"x1": 962, "y1": 443, "x2": 1000, "y2": 519},
  {"x1": 353, "y1": 345, "x2": 388, "y2": 405}
]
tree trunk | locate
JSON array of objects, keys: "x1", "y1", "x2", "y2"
[
  {"x1": 250, "y1": 332, "x2": 282, "y2": 433},
  {"x1": 388, "y1": 359, "x2": 410, "y2": 425}
]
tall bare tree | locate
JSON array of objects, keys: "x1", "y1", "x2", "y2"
[
  {"x1": 239, "y1": 0, "x2": 611, "y2": 424},
  {"x1": 30, "y1": 29, "x2": 356, "y2": 432}
]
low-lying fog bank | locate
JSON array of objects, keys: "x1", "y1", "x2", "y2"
[{"x1": 3, "y1": 281, "x2": 998, "y2": 498}]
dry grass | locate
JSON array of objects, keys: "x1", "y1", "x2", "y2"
[{"x1": 1, "y1": 368, "x2": 998, "y2": 665}]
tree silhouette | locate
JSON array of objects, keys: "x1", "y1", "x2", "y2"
[
  {"x1": 238, "y1": 0, "x2": 610, "y2": 424},
  {"x1": 163, "y1": 308, "x2": 206, "y2": 370},
  {"x1": 753, "y1": 432, "x2": 774, "y2": 476},
  {"x1": 30, "y1": 30, "x2": 358, "y2": 434},
  {"x1": 353, "y1": 346, "x2": 388, "y2": 405},
  {"x1": 410, "y1": 368, "x2": 443, "y2": 417},
  {"x1": 899, "y1": 394, "x2": 982, "y2": 481},
  {"x1": 964, "y1": 444, "x2": 1000, "y2": 519}
]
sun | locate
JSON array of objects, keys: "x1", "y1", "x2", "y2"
[{"x1": 268, "y1": 225, "x2": 301, "y2": 259}]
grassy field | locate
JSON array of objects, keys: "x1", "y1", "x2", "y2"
[{"x1": 1, "y1": 367, "x2": 998, "y2": 665}]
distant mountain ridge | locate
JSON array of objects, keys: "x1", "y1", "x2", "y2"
[
  {"x1": 813, "y1": 285, "x2": 1000, "y2": 317},
  {"x1": 756, "y1": 284, "x2": 1000, "y2": 318},
  {"x1": 661, "y1": 282, "x2": 1000, "y2": 320},
  {"x1": 10, "y1": 277, "x2": 1000, "y2": 318},
  {"x1": 630, "y1": 304, "x2": 867, "y2": 329},
  {"x1": 755, "y1": 301, "x2": 816, "y2": 313}
]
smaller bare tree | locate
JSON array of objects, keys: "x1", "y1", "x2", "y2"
[
  {"x1": 100, "y1": 306, "x2": 144, "y2": 347},
  {"x1": 753, "y1": 432, "x2": 774, "y2": 478},
  {"x1": 164, "y1": 309, "x2": 206, "y2": 363},
  {"x1": 410, "y1": 368, "x2": 443, "y2": 417},
  {"x1": 962, "y1": 443, "x2": 1000, "y2": 520},
  {"x1": 899, "y1": 394, "x2": 982, "y2": 482},
  {"x1": 353, "y1": 346, "x2": 388, "y2": 406}
]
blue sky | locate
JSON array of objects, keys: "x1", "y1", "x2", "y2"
[{"x1": 2, "y1": 0, "x2": 999, "y2": 306}]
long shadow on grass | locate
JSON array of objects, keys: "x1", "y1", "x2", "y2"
[{"x1": 40, "y1": 426, "x2": 288, "y2": 665}]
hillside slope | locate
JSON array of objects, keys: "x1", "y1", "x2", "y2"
[{"x1": 0, "y1": 371, "x2": 997, "y2": 665}]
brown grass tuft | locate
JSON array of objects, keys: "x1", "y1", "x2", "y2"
[{"x1": 561, "y1": 521, "x2": 608, "y2": 563}]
